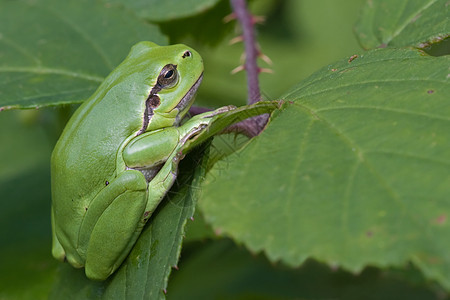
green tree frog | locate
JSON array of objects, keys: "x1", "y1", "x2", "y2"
[{"x1": 51, "y1": 41, "x2": 228, "y2": 280}]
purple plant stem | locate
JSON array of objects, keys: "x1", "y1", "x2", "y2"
[
  {"x1": 189, "y1": 105, "x2": 263, "y2": 138},
  {"x1": 230, "y1": 0, "x2": 260, "y2": 104},
  {"x1": 230, "y1": 0, "x2": 269, "y2": 136},
  {"x1": 190, "y1": 0, "x2": 270, "y2": 137},
  {"x1": 189, "y1": 106, "x2": 212, "y2": 115}
]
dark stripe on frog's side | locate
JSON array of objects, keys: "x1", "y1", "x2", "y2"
[{"x1": 136, "y1": 84, "x2": 162, "y2": 136}]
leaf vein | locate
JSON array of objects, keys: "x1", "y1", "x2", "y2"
[
  {"x1": 42, "y1": 5, "x2": 115, "y2": 70},
  {"x1": 291, "y1": 78, "x2": 447, "y2": 100},
  {"x1": 389, "y1": 0, "x2": 439, "y2": 44},
  {"x1": 285, "y1": 118, "x2": 315, "y2": 249},
  {"x1": 0, "y1": 67, "x2": 104, "y2": 82},
  {"x1": 0, "y1": 34, "x2": 41, "y2": 65},
  {"x1": 315, "y1": 105, "x2": 450, "y2": 122},
  {"x1": 283, "y1": 54, "x2": 433, "y2": 99},
  {"x1": 0, "y1": 87, "x2": 96, "y2": 110},
  {"x1": 365, "y1": 149, "x2": 450, "y2": 166},
  {"x1": 341, "y1": 160, "x2": 361, "y2": 242}
]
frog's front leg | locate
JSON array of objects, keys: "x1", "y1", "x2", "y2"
[
  {"x1": 79, "y1": 169, "x2": 148, "y2": 280},
  {"x1": 122, "y1": 105, "x2": 234, "y2": 170},
  {"x1": 123, "y1": 114, "x2": 216, "y2": 217}
]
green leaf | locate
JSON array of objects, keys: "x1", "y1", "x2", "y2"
[
  {"x1": 355, "y1": 0, "x2": 450, "y2": 49},
  {"x1": 199, "y1": 49, "x2": 450, "y2": 289},
  {"x1": 0, "y1": 0, "x2": 166, "y2": 111},
  {"x1": 183, "y1": 210, "x2": 217, "y2": 241},
  {"x1": 168, "y1": 239, "x2": 443, "y2": 299},
  {"x1": 50, "y1": 142, "x2": 211, "y2": 300},
  {"x1": 103, "y1": 0, "x2": 221, "y2": 22}
]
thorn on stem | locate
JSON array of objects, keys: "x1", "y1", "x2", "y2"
[
  {"x1": 240, "y1": 52, "x2": 246, "y2": 64},
  {"x1": 251, "y1": 15, "x2": 266, "y2": 24},
  {"x1": 258, "y1": 52, "x2": 272, "y2": 65},
  {"x1": 223, "y1": 12, "x2": 236, "y2": 23},
  {"x1": 229, "y1": 35, "x2": 244, "y2": 45},
  {"x1": 258, "y1": 67, "x2": 274, "y2": 74},
  {"x1": 231, "y1": 65, "x2": 245, "y2": 74}
]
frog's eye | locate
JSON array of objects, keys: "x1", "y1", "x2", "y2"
[{"x1": 158, "y1": 64, "x2": 178, "y2": 88}]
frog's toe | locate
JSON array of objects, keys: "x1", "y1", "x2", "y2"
[
  {"x1": 66, "y1": 254, "x2": 84, "y2": 268},
  {"x1": 201, "y1": 105, "x2": 236, "y2": 118},
  {"x1": 51, "y1": 246, "x2": 66, "y2": 262}
]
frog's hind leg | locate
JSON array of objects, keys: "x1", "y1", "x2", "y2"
[{"x1": 81, "y1": 169, "x2": 148, "y2": 280}]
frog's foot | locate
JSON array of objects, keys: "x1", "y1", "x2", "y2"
[
  {"x1": 199, "y1": 105, "x2": 236, "y2": 118},
  {"x1": 180, "y1": 123, "x2": 208, "y2": 144}
]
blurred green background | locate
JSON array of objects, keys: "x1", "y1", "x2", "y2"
[{"x1": 194, "y1": 0, "x2": 365, "y2": 108}]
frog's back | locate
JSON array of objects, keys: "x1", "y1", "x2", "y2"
[{"x1": 51, "y1": 75, "x2": 147, "y2": 260}]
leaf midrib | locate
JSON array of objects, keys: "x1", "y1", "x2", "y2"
[
  {"x1": 42, "y1": 3, "x2": 115, "y2": 70},
  {"x1": 0, "y1": 67, "x2": 103, "y2": 82},
  {"x1": 316, "y1": 105, "x2": 450, "y2": 123},
  {"x1": 283, "y1": 53, "x2": 435, "y2": 99},
  {"x1": 287, "y1": 78, "x2": 447, "y2": 102}
]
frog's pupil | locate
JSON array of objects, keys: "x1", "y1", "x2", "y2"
[{"x1": 165, "y1": 70, "x2": 173, "y2": 78}]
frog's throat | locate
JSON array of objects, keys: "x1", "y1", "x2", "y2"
[
  {"x1": 173, "y1": 73, "x2": 203, "y2": 122},
  {"x1": 137, "y1": 73, "x2": 203, "y2": 135}
]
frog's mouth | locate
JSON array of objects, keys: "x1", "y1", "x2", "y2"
[{"x1": 173, "y1": 73, "x2": 203, "y2": 125}]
